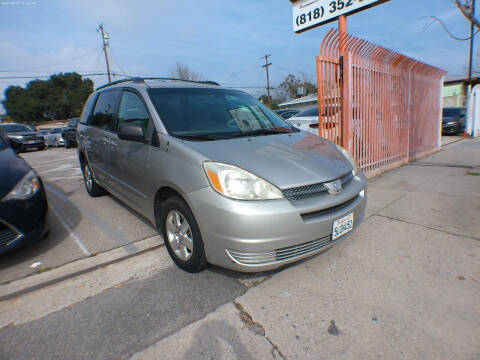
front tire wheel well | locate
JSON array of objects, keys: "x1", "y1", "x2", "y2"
[{"x1": 154, "y1": 187, "x2": 185, "y2": 230}]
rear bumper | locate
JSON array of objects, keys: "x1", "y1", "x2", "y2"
[{"x1": 186, "y1": 173, "x2": 367, "y2": 272}]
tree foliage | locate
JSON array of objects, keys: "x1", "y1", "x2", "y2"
[
  {"x1": 169, "y1": 62, "x2": 204, "y2": 81},
  {"x1": 278, "y1": 73, "x2": 317, "y2": 100},
  {"x1": 2, "y1": 72, "x2": 94, "y2": 124}
]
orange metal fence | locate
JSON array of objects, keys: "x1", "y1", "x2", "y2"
[{"x1": 316, "y1": 29, "x2": 445, "y2": 177}]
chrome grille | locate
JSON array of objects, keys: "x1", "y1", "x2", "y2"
[
  {"x1": 226, "y1": 234, "x2": 337, "y2": 266},
  {"x1": 282, "y1": 171, "x2": 354, "y2": 201},
  {"x1": 0, "y1": 221, "x2": 21, "y2": 248}
]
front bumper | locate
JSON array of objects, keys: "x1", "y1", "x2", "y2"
[
  {"x1": 0, "y1": 184, "x2": 49, "y2": 255},
  {"x1": 442, "y1": 123, "x2": 461, "y2": 134},
  {"x1": 187, "y1": 173, "x2": 367, "y2": 272}
]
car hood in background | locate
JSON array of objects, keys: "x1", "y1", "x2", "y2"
[
  {"x1": 442, "y1": 117, "x2": 460, "y2": 124},
  {"x1": 6, "y1": 131, "x2": 40, "y2": 137},
  {"x1": 184, "y1": 132, "x2": 352, "y2": 189},
  {"x1": 0, "y1": 148, "x2": 31, "y2": 199}
]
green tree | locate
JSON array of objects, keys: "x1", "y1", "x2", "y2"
[{"x1": 2, "y1": 72, "x2": 94, "y2": 124}]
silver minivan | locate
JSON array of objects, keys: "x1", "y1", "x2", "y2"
[{"x1": 77, "y1": 78, "x2": 367, "y2": 273}]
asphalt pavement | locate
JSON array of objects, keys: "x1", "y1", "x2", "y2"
[{"x1": 0, "y1": 147, "x2": 158, "y2": 284}]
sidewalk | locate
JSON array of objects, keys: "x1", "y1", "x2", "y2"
[{"x1": 133, "y1": 137, "x2": 480, "y2": 360}]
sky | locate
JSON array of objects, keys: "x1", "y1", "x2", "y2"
[{"x1": 0, "y1": 0, "x2": 474, "y2": 115}]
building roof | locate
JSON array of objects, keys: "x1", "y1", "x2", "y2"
[
  {"x1": 444, "y1": 74, "x2": 480, "y2": 84},
  {"x1": 278, "y1": 94, "x2": 317, "y2": 107}
]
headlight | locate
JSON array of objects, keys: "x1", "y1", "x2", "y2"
[
  {"x1": 203, "y1": 162, "x2": 283, "y2": 200},
  {"x1": 3, "y1": 171, "x2": 41, "y2": 201},
  {"x1": 446, "y1": 121, "x2": 457, "y2": 125},
  {"x1": 10, "y1": 135, "x2": 24, "y2": 139},
  {"x1": 335, "y1": 144, "x2": 358, "y2": 176}
]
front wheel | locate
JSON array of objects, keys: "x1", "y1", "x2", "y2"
[
  {"x1": 82, "y1": 162, "x2": 106, "y2": 197},
  {"x1": 160, "y1": 196, "x2": 207, "y2": 273}
]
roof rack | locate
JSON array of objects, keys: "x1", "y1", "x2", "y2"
[{"x1": 95, "y1": 77, "x2": 220, "y2": 91}]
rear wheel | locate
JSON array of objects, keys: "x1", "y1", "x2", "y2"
[
  {"x1": 160, "y1": 196, "x2": 207, "y2": 273},
  {"x1": 82, "y1": 162, "x2": 106, "y2": 197}
]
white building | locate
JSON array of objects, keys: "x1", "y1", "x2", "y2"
[{"x1": 277, "y1": 94, "x2": 317, "y2": 111}]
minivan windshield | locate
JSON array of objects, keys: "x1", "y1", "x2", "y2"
[{"x1": 148, "y1": 88, "x2": 297, "y2": 140}]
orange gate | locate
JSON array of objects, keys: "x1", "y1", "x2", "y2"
[{"x1": 316, "y1": 29, "x2": 446, "y2": 177}]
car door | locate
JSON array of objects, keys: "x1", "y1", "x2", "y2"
[
  {"x1": 84, "y1": 89, "x2": 121, "y2": 187},
  {"x1": 108, "y1": 89, "x2": 154, "y2": 211}
]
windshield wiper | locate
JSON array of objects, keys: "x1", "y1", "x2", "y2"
[
  {"x1": 175, "y1": 133, "x2": 232, "y2": 141},
  {"x1": 230, "y1": 128, "x2": 295, "y2": 138}
]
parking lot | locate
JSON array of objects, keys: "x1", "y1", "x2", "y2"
[
  {"x1": 0, "y1": 147, "x2": 158, "y2": 284},
  {"x1": 0, "y1": 135, "x2": 468, "y2": 285}
]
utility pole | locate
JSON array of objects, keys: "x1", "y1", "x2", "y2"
[
  {"x1": 261, "y1": 55, "x2": 272, "y2": 105},
  {"x1": 97, "y1": 24, "x2": 112, "y2": 83},
  {"x1": 468, "y1": 0, "x2": 476, "y2": 93}
]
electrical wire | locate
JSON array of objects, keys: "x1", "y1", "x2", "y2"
[
  {"x1": 422, "y1": 15, "x2": 479, "y2": 41},
  {"x1": 0, "y1": 48, "x2": 101, "y2": 73}
]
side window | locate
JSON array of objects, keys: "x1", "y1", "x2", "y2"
[
  {"x1": 117, "y1": 91, "x2": 150, "y2": 134},
  {"x1": 91, "y1": 90, "x2": 119, "y2": 131},
  {"x1": 80, "y1": 93, "x2": 97, "y2": 124}
]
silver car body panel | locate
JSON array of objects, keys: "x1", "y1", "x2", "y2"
[{"x1": 77, "y1": 81, "x2": 367, "y2": 272}]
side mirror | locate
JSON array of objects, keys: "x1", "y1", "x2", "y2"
[
  {"x1": 9, "y1": 138, "x2": 23, "y2": 153},
  {"x1": 118, "y1": 123, "x2": 146, "y2": 143}
]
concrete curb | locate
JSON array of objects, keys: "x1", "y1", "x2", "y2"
[{"x1": 0, "y1": 235, "x2": 164, "y2": 302}]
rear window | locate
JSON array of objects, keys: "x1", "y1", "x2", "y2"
[
  {"x1": 443, "y1": 108, "x2": 464, "y2": 117},
  {"x1": 295, "y1": 107, "x2": 318, "y2": 117}
]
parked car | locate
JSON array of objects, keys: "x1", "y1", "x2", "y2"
[
  {"x1": 275, "y1": 109, "x2": 300, "y2": 120},
  {"x1": 442, "y1": 107, "x2": 466, "y2": 135},
  {"x1": 0, "y1": 134, "x2": 49, "y2": 255},
  {"x1": 286, "y1": 107, "x2": 319, "y2": 135},
  {"x1": 38, "y1": 129, "x2": 51, "y2": 142},
  {"x1": 45, "y1": 128, "x2": 65, "y2": 147},
  {"x1": 62, "y1": 117, "x2": 80, "y2": 148},
  {"x1": 77, "y1": 78, "x2": 367, "y2": 273},
  {"x1": 0, "y1": 123, "x2": 45, "y2": 151}
]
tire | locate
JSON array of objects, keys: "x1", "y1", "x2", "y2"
[
  {"x1": 82, "y1": 161, "x2": 106, "y2": 197},
  {"x1": 65, "y1": 140, "x2": 70, "y2": 149},
  {"x1": 37, "y1": 145, "x2": 45, "y2": 151},
  {"x1": 160, "y1": 196, "x2": 207, "y2": 273}
]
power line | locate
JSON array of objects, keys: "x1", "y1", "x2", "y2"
[
  {"x1": 422, "y1": 15, "x2": 479, "y2": 41},
  {"x1": 0, "y1": 48, "x2": 100, "y2": 73},
  {"x1": 0, "y1": 72, "x2": 122, "y2": 80}
]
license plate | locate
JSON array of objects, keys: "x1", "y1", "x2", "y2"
[{"x1": 332, "y1": 213, "x2": 354, "y2": 240}]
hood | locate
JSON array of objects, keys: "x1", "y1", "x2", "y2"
[
  {"x1": 0, "y1": 147, "x2": 31, "y2": 199},
  {"x1": 183, "y1": 132, "x2": 352, "y2": 189},
  {"x1": 6, "y1": 131, "x2": 39, "y2": 137}
]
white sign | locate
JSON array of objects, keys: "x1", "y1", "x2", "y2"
[{"x1": 292, "y1": 0, "x2": 389, "y2": 33}]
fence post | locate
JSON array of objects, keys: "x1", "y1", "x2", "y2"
[{"x1": 342, "y1": 51, "x2": 353, "y2": 152}]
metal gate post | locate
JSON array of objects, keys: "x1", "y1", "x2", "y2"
[{"x1": 342, "y1": 51, "x2": 353, "y2": 152}]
